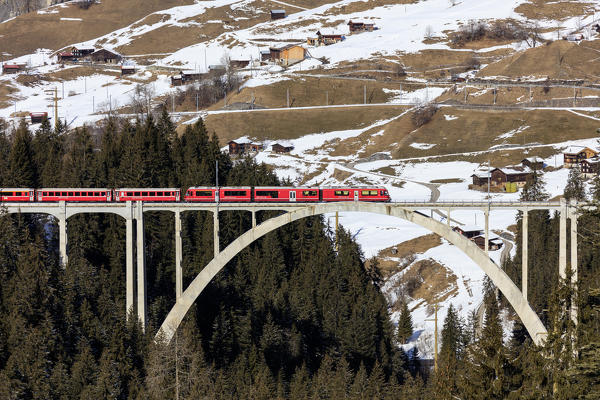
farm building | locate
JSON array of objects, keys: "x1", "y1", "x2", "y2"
[
  {"x1": 90, "y1": 49, "x2": 122, "y2": 64},
  {"x1": 453, "y1": 225, "x2": 483, "y2": 239},
  {"x1": 521, "y1": 157, "x2": 544, "y2": 170},
  {"x1": 490, "y1": 167, "x2": 532, "y2": 188},
  {"x1": 308, "y1": 31, "x2": 345, "y2": 46},
  {"x1": 71, "y1": 47, "x2": 95, "y2": 58},
  {"x1": 581, "y1": 158, "x2": 600, "y2": 178},
  {"x1": 29, "y1": 112, "x2": 48, "y2": 124},
  {"x1": 228, "y1": 140, "x2": 263, "y2": 155},
  {"x1": 121, "y1": 65, "x2": 136, "y2": 75},
  {"x1": 347, "y1": 20, "x2": 376, "y2": 34},
  {"x1": 260, "y1": 49, "x2": 271, "y2": 62},
  {"x1": 470, "y1": 171, "x2": 490, "y2": 187},
  {"x1": 272, "y1": 143, "x2": 294, "y2": 153},
  {"x1": 58, "y1": 52, "x2": 74, "y2": 62},
  {"x1": 2, "y1": 64, "x2": 25, "y2": 74},
  {"x1": 472, "y1": 235, "x2": 504, "y2": 251},
  {"x1": 269, "y1": 44, "x2": 306, "y2": 66},
  {"x1": 270, "y1": 10, "x2": 286, "y2": 20},
  {"x1": 563, "y1": 146, "x2": 599, "y2": 168},
  {"x1": 231, "y1": 59, "x2": 250, "y2": 68}
]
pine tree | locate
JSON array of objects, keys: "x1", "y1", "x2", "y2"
[
  {"x1": 433, "y1": 304, "x2": 465, "y2": 398},
  {"x1": 520, "y1": 170, "x2": 549, "y2": 201},
  {"x1": 563, "y1": 166, "x2": 587, "y2": 201},
  {"x1": 8, "y1": 121, "x2": 37, "y2": 187},
  {"x1": 397, "y1": 301, "x2": 413, "y2": 344}
]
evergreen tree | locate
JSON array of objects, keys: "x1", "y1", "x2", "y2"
[
  {"x1": 397, "y1": 301, "x2": 414, "y2": 344},
  {"x1": 520, "y1": 170, "x2": 549, "y2": 201},
  {"x1": 433, "y1": 304, "x2": 465, "y2": 398},
  {"x1": 563, "y1": 166, "x2": 587, "y2": 202},
  {"x1": 8, "y1": 121, "x2": 37, "y2": 187}
]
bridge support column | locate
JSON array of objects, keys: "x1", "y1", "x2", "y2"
[
  {"x1": 559, "y1": 199, "x2": 567, "y2": 280},
  {"x1": 522, "y1": 210, "x2": 528, "y2": 301},
  {"x1": 446, "y1": 208, "x2": 451, "y2": 226},
  {"x1": 126, "y1": 203, "x2": 134, "y2": 318},
  {"x1": 58, "y1": 200, "x2": 68, "y2": 267},
  {"x1": 570, "y1": 202, "x2": 578, "y2": 326},
  {"x1": 484, "y1": 210, "x2": 489, "y2": 254},
  {"x1": 251, "y1": 211, "x2": 256, "y2": 228},
  {"x1": 175, "y1": 210, "x2": 183, "y2": 301},
  {"x1": 213, "y1": 210, "x2": 220, "y2": 256},
  {"x1": 136, "y1": 201, "x2": 147, "y2": 331}
]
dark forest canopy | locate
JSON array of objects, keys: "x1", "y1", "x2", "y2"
[{"x1": 0, "y1": 114, "x2": 598, "y2": 399}]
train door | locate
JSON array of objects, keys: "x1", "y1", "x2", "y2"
[
  {"x1": 30, "y1": 190, "x2": 35, "y2": 201},
  {"x1": 289, "y1": 190, "x2": 296, "y2": 202},
  {"x1": 354, "y1": 190, "x2": 359, "y2": 202},
  {"x1": 215, "y1": 190, "x2": 220, "y2": 203}
]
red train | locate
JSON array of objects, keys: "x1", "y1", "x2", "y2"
[{"x1": 0, "y1": 186, "x2": 390, "y2": 203}]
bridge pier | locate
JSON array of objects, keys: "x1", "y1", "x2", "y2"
[
  {"x1": 252, "y1": 211, "x2": 256, "y2": 228},
  {"x1": 213, "y1": 210, "x2": 220, "y2": 256},
  {"x1": 559, "y1": 199, "x2": 567, "y2": 280},
  {"x1": 126, "y1": 210, "x2": 134, "y2": 318},
  {"x1": 570, "y1": 201, "x2": 578, "y2": 326},
  {"x1": 522, "y1": 210, "x2": 528, "y2": 301},
  {"x1": 136, "y1": 201, "x2": 147, "y2": 330},
  {"x1": 175, "y1": 210, "x2": 183, "y2": 301},
  {"x1": 484, "y1": 210, "x2": 489, "y2": 254},
  {"x1": 58, "y1": 201, "x2": 68, "y2": 266}
]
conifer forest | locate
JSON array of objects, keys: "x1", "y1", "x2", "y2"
[{"x1": 0, "y1": 113, "x2": 599, "y2": 399}]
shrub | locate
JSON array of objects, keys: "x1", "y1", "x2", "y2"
[{"x1": 411, "y1": 103, "x2": 438, "y2": 128}]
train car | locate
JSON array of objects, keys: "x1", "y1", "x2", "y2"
[
  {"x1": 184, "y1": 187, "x2": 217, "y2": 202},
  {"x1": 219, "y1": 187, "x2": 252, "y2": 202},
  {"x1": 0, "y1": 188, "x2": 35, "y2": 202},
  {"x1": 321, "y1": 187, "x2": 390, "y2": 202},
  {"x1": 37, "y1": 188, "x2": 112, "y2": 202},
  {"x1": 115, "y1": 188, "x2": 180, "y2": 202},
  {"x1": 253, "y1": 187, "x2": 320, "y2": 202}
]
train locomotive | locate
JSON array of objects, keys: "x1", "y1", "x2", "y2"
[{"x1": 0, "y1": 186, "x2": 390, "y2": 203}]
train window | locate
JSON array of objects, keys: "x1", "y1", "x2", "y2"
[
  {"x1": 128, "y1": 192, "x2": 133, "y2": 196},
  {"x1": 149, "y1": 192, "x2": 155, "y2": 196},
  {"x1": 224, "y1": 190, "x2": 247, "y2": 197},
  {"x1": 68, "y1": 192, "x2": 73, "y2": 196},
  {"x1": 197, "y1": 191, "x2": 212, "y2": 196},
  {"x1": 134, "y1": 192, "x2": 140, "y2": 196},
  {"x1": 255, "y1": 190, "x2": 278, "y2": 198},
  {"x1": 361, "y1": 190, "x2": 378, "y2": 196},
  {"x1": 334, "y1": 190, "x2": 349, "y2": 196},
  {"x1": 302, "y1": 190, "x2": 317, "y2": 196}
]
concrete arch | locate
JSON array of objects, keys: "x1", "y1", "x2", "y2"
[{"x1": 158, "y1": 203, "x2": 548, "y2": 345}]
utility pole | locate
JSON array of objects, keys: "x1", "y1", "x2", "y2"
[
  {"x1": 363, "y1": 85, "x2": 366, "y2": 104},
  {"x1": 425, "y1": 304, "x2": 440, "y2": 372},
  {"x1": 287, "y1": 87, "x2": 290, "y2": 108},
  {"x1": 335, "y1": 211, "x2": 339, "y2": 251},
  {"x1": 326, "y1": 90, "x2": 328, "y2": 106},
  {"x1": 487, "y1": 159, "x2": 491, "y2": 199}
]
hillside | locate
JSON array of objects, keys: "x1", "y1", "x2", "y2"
[{"x1": 1, "y1": 0, "x2": 600, "y2": 360}]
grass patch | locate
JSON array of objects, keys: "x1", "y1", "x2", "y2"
[
  {"x1": 515, "y1": 0, "x2": 595, "y2": 21},
  {"x1": 374, "y1": 166, "x2": 397, "y2": 176},
  {"x1": 203, "y1": 106, "x2": 407, "y2": 144},
  {"x1": 430, "y1": 178, "x2": 463, "y2": 184}
]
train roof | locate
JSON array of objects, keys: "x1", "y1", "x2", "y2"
[
  {"x1": 0, "y1": 188, "x2": 35, "y2": 191},
  {"x1": 253, "y1": 186, "x2": 319, "y2": 190},
  {"x1": 116, "y1": 188, "x2": 180, "y2": 191},
  {"x1": 38, "y1": 188, "x2": 110, "y2": 191},
  {"x1": 186, "y1": 186, "x2": 217, "y2": 190},
  {"x1": 220, "y1": 186, "x2": 252, "y2": 189},
  {"x1": 320, "y1": 186, "x2": 386, "y2": 189}
]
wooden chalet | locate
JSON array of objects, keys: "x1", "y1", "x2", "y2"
[
  {"x1": 471, "y1": 171, "x2": 490, "y2": 187},
  {"x1": 71, "y1": 47, "x2": 95, "y2": 58},
  {"x1": 270, "y1": 9, "x2": 286, "y2": 20},
  {"x1": 170, "y1": 71, "x2": 206, "y2": 86},
  {"x1": 228, "y1": 140, "x2": 264, "y2": 155},
  {"x1": 563, "y1": 146, "x2": 599, "y2": 168},
  {"x1": 581, "y1": 157, "x2": 600, "y2": 177},
  {"x1": 453, "y1": 225, "x2": 483, "y2": 239},
  {"x1": 231, "y1": 59, "x2": 250, "y2": 68},
  {"x1": 272, "y1": 143, "x2": 294, "y2": 153},
  {"x1": 308, "y1": 31, "x2": 345, "y2": 46},
  {"x1": 2, "y1": 64, "x2": 25, "y2": 74},
  {"x1": 29, "y1": 112, "x2": 48, "y2": 124},
  {"x1": 521, "y1": 157, "x2": 544, "y2": 170},
  {"x1": 269, "y1": 44, "x2": 306, "y2": 66},
  {"x1": 89, "y1": 48, "x2": 122, "y2": 64},
  {"x1": 260, "y1": 49, "x2": 271, "y2": 62},
  {"x1": 347, "y1": 20, "x2": 375, "y2": 34},
  {"x1": 208, "y1": 64, "x2": 226, "y2": 73},
  {"x1": 490, "y1": 167, "x2": 532, "y2": 188}
]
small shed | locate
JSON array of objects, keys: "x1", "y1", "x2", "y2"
[
  {"x1": 231, "y1": 59, "x2": 250, "y2": 68},
  {"x1": 171, "y1": 75, "x2": 183, "y2": 86},
  {"x1": 473, "y1": 235, "x2": 504, "y2": 251},
  {"x1": 121, "y1": 65, "x2": 136, "y2": 75},
  {"x1": 270, "y1": 9, "x2": 286, "y2": 20},
  {"x1": 29, "y1": 112, "x2": 48, "y2": 124},
  {"x1": 58, "y1": 52, "x2": 74, "y2": 62},
  {"x1": 2, "y1": 64, "x2": 25, "y2": 74},
  {"x1": 260, "y1": 49, "x2": 271, "y2": 62},
  {"x1": 89, "y1": 48, "x2": 122, "y2": 64},
  {"x1": 347, "y1": 20, "x2": 375, "y2": 34},
  {"x1": 471, "y1": 172, "x2": 490, "y2": 187},
  {"x1": 272, "y1": 143, "x2": 294, "y2": 153},
  {"x1": 269, "y1": 44, "x2": 306, "y2": 66}
]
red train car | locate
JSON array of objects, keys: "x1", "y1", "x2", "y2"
[
  {"x1": 37, "y1": 188, "x2": 112, "y2": 202},
  {"x1": 321, "y1": 187, "x2": 390, "y2": 202},
  {"x1": 0, "y1": 188, "x2": 35, "y2": 202},
  {"x1": 219, "y1": 187, "x2": 251, "y2": 202},
  {"x1": 253, "y1": 187, "x2": 320, "y2": 202},
  {"x1": 115, "y1": 188, "x2": 180, "y2": 202},
  {"x1": 184, "y1": 187, "x2": 217, "y2": 202}
]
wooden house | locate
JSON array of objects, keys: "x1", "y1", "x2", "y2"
[
  {"x1": 453, "y1": 225, "x2": 483, "y2": 239},
  {"x1": 269, "y1": 44, "x2": 306, "y2": 66},
  {"x1": 171, "y1": 74, "x2": 183, "y2": 86},
  {"x1": 89, "y1": 48, "x2": 122, "y2": 64},
  {"x1": 270, "y1": 10, "x2": 286, "y2": 20},
  {"x1": 563, "y1": 146, "x2": 599, "y2": 168},
  {"x1": 581, "y1": 158, "x2": 600, "y2": 178},
  {"x1": 2, "y1": 64, "x2": 26, "y2": 74},
  {"x1": 231, "y1": 59, "x2": 250, "y2": 68},
  {"x1": 347, "y1": 20, "x2": 375, "y2": 34},
  {"x1": 29, "y1": 112, "x2": 48, "y2": 124},
  {"x1": 521, "y1": 157, "x2": 544, "y2": 170},
  {"x1": 490, "y1": 167, "x2": 532, "y2": 188},
  {"x1": 272, "y1": 143, "x2": 294, "y2": 153},
  {"x1": 471, "y1": 171, "x2": 490, "y2": 187},
  {"x1": 71, "y1": 47, "x2": 95, "y2": 58},
  {"x1": 260, "y1": 49, "x2": 271, "y2": 62},
  {"x1": 308, "y1": 31, "x2": 345, "y2": 46},
  {"x1": 228, "y1": 140, "x2": 263, "y2": 155}
]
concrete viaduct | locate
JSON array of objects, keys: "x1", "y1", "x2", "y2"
[{"x1": 1, "y1": 199, "x2": 582, "y2": 346}]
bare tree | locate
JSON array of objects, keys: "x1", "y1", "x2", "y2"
[
  {"x1": 129, "y1": 83, "x2": 156, "y2": 117},
  {"x1": 449, "y1": 0, "x2": 458, "y2": 6},
  {"x1": 524, "y1": 21, "x2": 543, "y2": 48}
]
